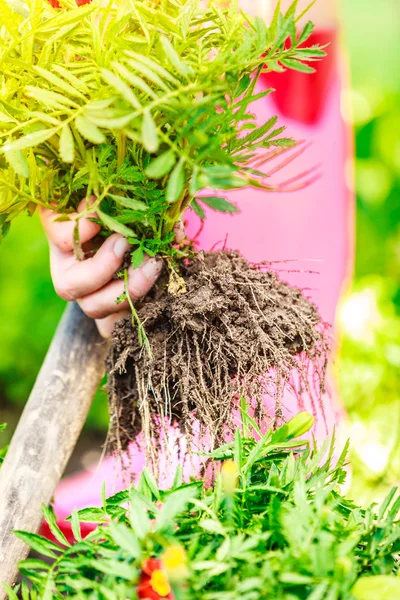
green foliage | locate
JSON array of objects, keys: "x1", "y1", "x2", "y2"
[
  {"x1": 337, "y1": 0, "x2": 400, "y2": 502},
  {"x1": 0, "y1": 0, "x2": 324, "y2": 264},
  {"x1": 13, "y1": 413, "x2": 400, "y2": 600}
]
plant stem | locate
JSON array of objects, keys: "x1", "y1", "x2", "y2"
[{"x1": 124, "y1": 268, "x2": 152, "y2": 358}]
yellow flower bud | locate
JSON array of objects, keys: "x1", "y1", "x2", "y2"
[
  {"x1": 163, "y1": 545, "x2": 188, "y2": 581},
  {"x1": 221, "y1": 459, "x2": 239, "y2": 494}
]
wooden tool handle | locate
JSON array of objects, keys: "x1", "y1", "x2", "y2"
[{"x1": 0, "y1": 302, "x2": 108, "y2": 594}]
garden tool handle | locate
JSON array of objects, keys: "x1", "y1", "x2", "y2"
[{"x1": 0, "y1": 302, "x2": 108, "y2": 595}]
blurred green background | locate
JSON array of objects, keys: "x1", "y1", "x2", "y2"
[
  {"x1": 0, "y1": 0, "x2": 399, "y2": 503},
  {"x1": 338, "y1": 0, "x2": 400, "y2": 503}
]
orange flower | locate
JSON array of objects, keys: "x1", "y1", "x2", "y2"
[
  {"x1": 137, "y1": 558, "x2": 174, "y2": 600},
  {"x1": 48, "y1": 0, "x2": 92, "y2": 8}
]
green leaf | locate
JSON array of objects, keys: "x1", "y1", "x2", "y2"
[
  {"x1": 18, "y1": 558, "x2": 50, "y2": 572},
  {"x1": 41, "y1": 573, "x2": 55, "y2": 600},
  {"x1": 280, "y1": 572, "x2": 313, "y2": 584},
  {"x1": 42, "y1": 504, "x2": 70, "y2": 547},
  {"x1": 141, "y1": 469, "x2": 161, "y2": 500},
  {"x1": 113, "y1": 62, "x2": 157, "y2": 98},
  {"x1": 166, "y1": 158, "x2": 185, "y2": 203},
  {"x1": 98, "y1": 210, "x2": 136, "y2": 238},
  {"x1": 13, "y1": 531, "x2": 61, "y2": 559},
  {"x1": 295, "y1": 47, "x2": 326, "y2": 58},
  {"x1": 145, "y1": 150, "x2": 176, "y2": 179},
  {"x1": 2, "y1": 129, "x2": 56, "y2": 153},
  {"x1": 238, "y1": 115, "x2": 279, "y2": 148},
  {"x1": 131, "y1": 245, "x2": 144, "y2": 269},
  {"x1": 160, "y1": 36, "x2": 190, "y2": 78},
  {"x1": 280, "y1": 58, "x2": 316, "y2": 73},
  {"x1": 90, "y1": 559, "x2": 136, "y2": 580},
  {"x1": 307, "y1": 582, "x2": 330, "y2": 600},
  {"x1": 85, "y1": 113, "x2": 135, "y2": 129},
  {"x1": 20, "y1": 580, "x2": 31, "y2": 600},
  {"x1": 125, "y1": 58, "x2": 169, "y2": 92},
  {"x1": 108, "y1": 194, "x2": 147, "y2": 211},
  {"x1": 109, "y1": 522, "x2": 141, "y2": 558},
  {"x1": 70, "y1": 508, "x2": 82, "y2": 542},
  {"x1": 125, "y1": 51, "x2": 180, "y2": 86},
  {"x1": 129, "y1": 493, "x2": 151, "y2": 539},
  {"x1": 297, "y1": 20, "x2": 314, "y2": 45},
  {"x1": 2, "y1": 583, "x2": 19, "y2": 600},
  {"x1": 0, "y1": 0, "x2": 22, "y2": 38},
  {"x1": 52, "y1": 64, "x2": 89, "y2": 94},
  {"x1": 40, "y1": 4, "x2": 95, "y2": 32},
  {"x1": 190, "y1": 198, "x2": 205, "y2": 220},
  {"x1": 378, "y1": 487, "x2": 398, "y2": 520},
  {"x1": 156, "y1": 487, "x2": 198, "y2": 530},
  {"x1": 66, "y1": 507, "x2": 107, "y2": 523},
  {"x1": 59, "y1": 124, "x2": 75, "y2": 164},
  {"x1": 75, "y1": 116, "x2": 105, "y2": 145},
  {"x1": 269, "y1": 0, "x2": 281, "y2": 41},
  {"x1": 352, "y1": 576, "x2": 400, "y2": 600},
  {"x1": 141, "y1": 110, "x2": 159, "y2": 153},
  {"x1": 172, "y1": 464, "x2": 183, "y2": 489},
  {"x1": 199, "y1": 519, "x2": 226, "y2": 536},
  {"x1": 199, "y1": 196, "x2": 239, "y2": 214},
  {"x1": 199, "y1": 167, "x2": 246, "y2": 191},
  {"x1": 4, "y1": 149, "x2": 29, "y2": 178},
  {"x1": 234, "y1": 428, "x2": 243, "y2": 469},
  {"x1": 271, "y1": 412, "x2": 314, "y2": 444},
  {"x1": 34, "y1": 66, "x2": 86, "y2": 101},
  {"x1": 106, "y1": 490, "x2": 130, "y2": 506},
  {"x1": 26, "y1": 86, "x2": 79, "y2": 109},
  {"x1": 101, "y1": 68, "x2": 141, "y2": 110}
]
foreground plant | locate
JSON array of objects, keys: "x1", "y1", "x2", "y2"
[
  {"x1": 0, "y1": 0, "x2": 328, "y2": 453},
  {"x1": 8, "y1": 413, "x2": 400, "y2": 600}
]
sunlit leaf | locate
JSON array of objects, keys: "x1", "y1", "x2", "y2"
[
  {"x1": 98, "y1": 210, "x2": 136, "y2": 238},
  {"x1": 166, "y1": 158, "x2": 185, "y2": 203},
  {"x1": 4, "y1": 149, "x2": 29, "y2": 178},
  {"x1": 75, "y1": 116, "x2": 105, "y2": 145},
  {"x1": 141, "y1": 110, "x2": 159, "y2": 153},
  {"x1": 59, "y1": 124, "x2": 75, "y2": 163},
  {"x1": 2, "y1": 129, "x2": 56, "y2": 152},
  {"x1": 145, "y1": 150, "x2": 176, "y2": 179}
]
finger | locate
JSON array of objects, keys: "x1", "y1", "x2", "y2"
[
  {"x1": 39, "y1": 198, "x2": 101, "y2": 253},
  {"x1": 77, "y1": 258, "x2": 163, "y2": 320},
  {"x1": 173, "y1": 219, "x2": 186, "y2": 244},
  {"x1": 50, "y1": 234, "x2": 131, "y2": 301},
  {"x1": 96, "y1": 311, "x2": 131, "y2": 339}
]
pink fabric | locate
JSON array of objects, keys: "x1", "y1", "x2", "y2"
[{"x1": 48, "y1": 35, "x2": 354, "y2": 529}]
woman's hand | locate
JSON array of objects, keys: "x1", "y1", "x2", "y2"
[{"x1": 39, "y1": 200, "x2": 173, "y2": 339}]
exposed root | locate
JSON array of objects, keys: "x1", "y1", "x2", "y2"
[{"x1": 106, "y1": 251, "x2": 329, "y2": 466}]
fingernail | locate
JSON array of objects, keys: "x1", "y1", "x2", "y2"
[
  {"x1": 114, "y1": 237, "x2": 130, "y2": 259},
  {"x1": 142, "y1": 257, "x2": 163, "y2": 281}
]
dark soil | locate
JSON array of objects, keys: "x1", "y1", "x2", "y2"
[{"x1": 106, "y1": 251, "x2": 328, "y2": 462}]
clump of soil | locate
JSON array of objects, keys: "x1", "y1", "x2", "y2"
[{"x1": 106, "y1": 251, "x2": 328, "y2": 461}]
